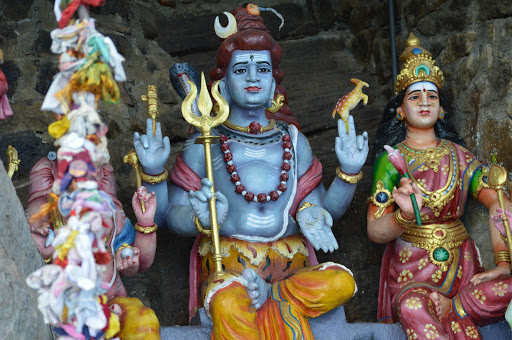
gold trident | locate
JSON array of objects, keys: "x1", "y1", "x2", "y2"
[
  {"x1": 141, "y1": 85, "x2": 159, "y2": 136},
  {"x1": 182, "y1": 72, "x2": 229, "y2": 274},
  {"x1": 487, "y1": 164, "x2": 512, "y2": 260}
]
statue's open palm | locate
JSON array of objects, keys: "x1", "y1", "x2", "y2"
[
  {"x1": 297, "y1": 206, "x2": 338, "y2": 253},
  {"x1": 134, "y1": 118, "x2": 171, "y2": 174},
  {"x1": 335, "y1": 115, "x2": 369, "y2": 175}
]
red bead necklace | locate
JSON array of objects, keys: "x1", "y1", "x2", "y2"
[{"x1": 219, "y1": 133, "x2": 293, "y2": 203}]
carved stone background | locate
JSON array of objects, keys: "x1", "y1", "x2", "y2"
[{"x1": 1, "y1": 0, "x2": 511, "y2": 326}]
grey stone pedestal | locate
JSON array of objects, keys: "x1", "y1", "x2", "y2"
[{"x1": 161, "y1": 306, "x2": 512, "y2": 340}]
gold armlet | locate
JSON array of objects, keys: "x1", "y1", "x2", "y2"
[
  {"x1": 336, "y1": 167, "x2": 363, "y2": 184},
  {"x1": 472, "y1": 167, "x2": 490, "y2": 199},
  {"x1": 116, "y1": 243, "x2": 132, "y2": 253},
  {"x1": 141, "y1": 170, "x2": 168, "y2": 184},
  {"x1": 134, "y1": 223, "x2": 158, "y2": 234},
  {"x1": 297, "y1": 202, "x2": 316, "y2": 214},
  {"x1": 394, "y1": 208, "x2": 416, "y2": 229},
  {"x1": 494, "y1": 250, "x2": 511, "y2": 265},
  {"x1": 194, "y1": 215, "x2": 212, "y2": 236},
  {"x1": 368, "y1": 180, "x2": 395, "y2": 218}
]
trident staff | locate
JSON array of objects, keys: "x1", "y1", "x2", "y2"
[
  {"x1": 182, "y1": 73, "x2": 229, "y2": 274},
  {"x1": 142, "y1": 85, "x2": 159, "y2": 137},
  {"x1": 488, "y1": 164, "x2": 512, "y2": 259}
]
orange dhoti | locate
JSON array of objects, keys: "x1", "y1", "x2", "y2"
[{"x1": 199, "y1": 235, "x2": 356, "y2": 340}]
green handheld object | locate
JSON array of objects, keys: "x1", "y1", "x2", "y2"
[{"x1": 403, "y1": 173, "x2": 422, "y2": 226}]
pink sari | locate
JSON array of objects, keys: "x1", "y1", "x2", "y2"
[{"x1": 377, "y1": 141, "x2": 512, "y2": 339}]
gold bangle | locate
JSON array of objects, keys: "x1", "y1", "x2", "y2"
[
  {"x1": 394, "y1": 209, "x2": 416, "y2": 228},
  {"x1": 134, "y1": 223, "x2": 158, "y2": 234},
  {"x1": 494, "y1": 250, "x2": 511, "y2": 265},
  {"x1": 297, "y1": 202, "x2": 315, "y2": 214},
  {"x1": 336, "y1": 167, "x2": 363, "y2": 184},
  {"x1": 141, "y1": 170, "x2": 168, "y2": 184},
  {"x1": 43, "y1": 256, "x2": 52, "y2": 264}
]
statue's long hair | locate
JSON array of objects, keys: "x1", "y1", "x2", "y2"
[
  {"x1": 209, "y1": 7, "x2": 299, "y2": 129},
  {"x1": 372, "y1": 89, "x2": 466, "y2": 162}
]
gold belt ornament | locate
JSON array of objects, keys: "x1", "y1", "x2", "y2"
[{"x1": 400, "y1": 219, "x2": 469, "y2": 270}]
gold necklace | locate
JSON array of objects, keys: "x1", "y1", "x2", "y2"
[
  {"x1": 399, "y1": 141, "x2": 459, "y2": 218},
  {"x1": 223, "y1": 119, "x2": 275, "y2": 135},
  {"x1": 399, "y1": 139, "x2": 450, "y2": 172}
]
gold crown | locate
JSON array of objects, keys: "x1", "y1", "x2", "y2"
[{"x1": 394, "y1": 33, "x2": 444, "y2": 94}]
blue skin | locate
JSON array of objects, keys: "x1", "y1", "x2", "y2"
[{"x1": 134, "y1": 50, "x2": 369, "y2": 309}]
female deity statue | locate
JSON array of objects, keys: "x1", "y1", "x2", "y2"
[
  {"x1": 367, "y1": 33, "x2": 512, "y2": 339},
  {"x1": 134, "y1": 5, "x2": 368, "y2": 339}
]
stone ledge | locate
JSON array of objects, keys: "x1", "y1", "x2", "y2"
[{"x1": 161, "y1": 306, "x2": 512, "y2": 340}]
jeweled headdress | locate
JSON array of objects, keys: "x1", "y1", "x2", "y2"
[{"x1": 394, "y1": 33, "x2": 444, "y2": 94}]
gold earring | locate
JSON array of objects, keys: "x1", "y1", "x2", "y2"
[
  {"x1": 266, "y1": 94, "x2": 285, "y2": 113},
  {"x1": 396, "y1": 111, "x2": 404, "y2": 121},
  {"x1": 439, "y1": 109, "x2": 446, "y2": 120}
]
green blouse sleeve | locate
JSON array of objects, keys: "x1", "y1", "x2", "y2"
[{"x1": 372, "y1": 150, "x2": 401, "y2": 194}]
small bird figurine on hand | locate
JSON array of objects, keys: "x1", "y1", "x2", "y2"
[{"x1": 332, "y1": 78, "x2": 369, "y2": 133}]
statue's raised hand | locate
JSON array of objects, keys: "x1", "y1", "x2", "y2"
[
  {"x1": 335, "y1": 115, "x2": 369, "y2": 175},
  {"x1": 297, "y1": 205, "x2": 338, "y2": 253},
  {"x1": 132, "y1": 186, "x2": 156, "y2": 227},
  {"x1": 134, "y1": 118, "x2": 171, "y2": 175},
  {"x1": 189, "y1": 178, "x2": 229, "y2": 227}
]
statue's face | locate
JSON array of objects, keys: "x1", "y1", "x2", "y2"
[
  {"x1": 398, "y1": 82, "x2": 442, "y2": 129},
  {"x1": 223, "y1": 50, "x2": 275, "y2": 109}
]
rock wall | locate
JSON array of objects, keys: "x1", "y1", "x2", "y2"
[
  {"x1": 0, "y1": 161, "x2": 53, "y2": 339},
  {"x1": 1, "y1": 0, "x2": 511, "y2": 326}
]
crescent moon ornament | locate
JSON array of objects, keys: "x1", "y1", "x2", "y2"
[{"x1": 214, "y1": 12, "x2": 237, "y2": 39}]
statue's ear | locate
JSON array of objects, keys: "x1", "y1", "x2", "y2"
[{"x1": 219, "y1": 79, "x2": 231, "y2": 105}]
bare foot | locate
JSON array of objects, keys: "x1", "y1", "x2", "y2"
[
  {"x1": 430, "y1": 291, "x2": 452, "y2": 321},
  {"x1": 242, "y1": 268, "x2": 271, "y2": 310}
]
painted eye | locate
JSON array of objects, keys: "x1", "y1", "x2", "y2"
[
  {"x1": 429, "y1": 95, "x2": 438, "y2": 99},
  {"x1": 234, "y1": 69, "x2": 246, "y2": 74},
  {"x1": 258, "y1": 67, "x2": 271, "y2": 73},
  {"x1": 409, "y1": 95, "x2": 419, "y2": 100}
]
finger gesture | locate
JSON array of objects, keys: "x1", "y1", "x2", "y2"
[
  {"x1": 335, "y1": 115, "x2": 369, "y2": 175},
  {"x1": 134, "y1": 118, "x2": 171, "y2": 174}
]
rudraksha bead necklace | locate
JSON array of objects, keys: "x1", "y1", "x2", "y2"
[{"x1": 219, "y1": 133, "x2": 292, "y2": 202}]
